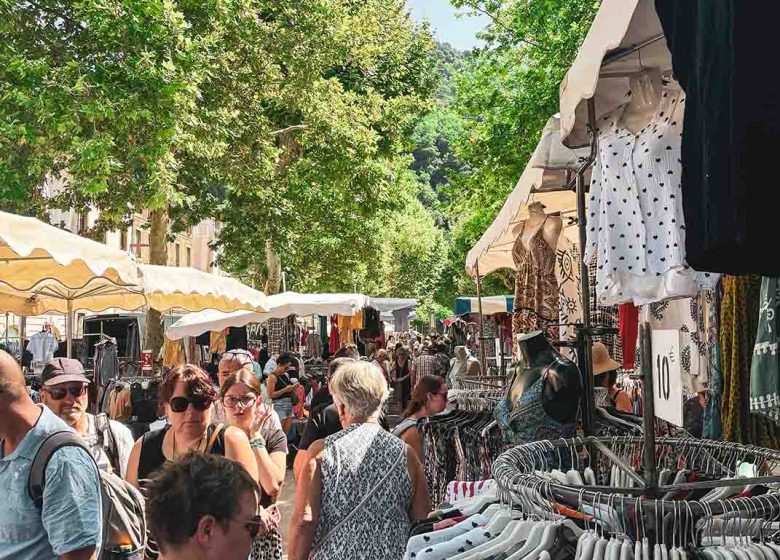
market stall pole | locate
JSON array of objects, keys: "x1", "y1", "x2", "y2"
[
  {"x1": 573, "y1": 98, "x2": 599, "y2": 436},
  {"x1": 474, "y1": 260, "x2": 487, "y2": 374}
]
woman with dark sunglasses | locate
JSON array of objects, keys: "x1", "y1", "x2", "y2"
[{"x1": 125, "y1": 364, "x2": 261, "y2": 491}]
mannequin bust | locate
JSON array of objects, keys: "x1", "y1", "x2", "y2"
[
  {"x1": 513, "y1": 202, "x2": 563, "y2": 252},
  {"x1": 619, "y1": 67, "x2": 663, "y2": 134},
  {"x1": 508, "y1": 330, "x2": 582, "y2": 424}
]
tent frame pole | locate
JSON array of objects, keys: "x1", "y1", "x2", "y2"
[
  {"x1": 474, "y1": 260, "x2": 487, "y2": 374},
  {"x1": 66, "y1": 299, "x2": 73, "y2": 358},
  {"x1": 576, "y1": 98, "x2": 599, "y2": 436}
]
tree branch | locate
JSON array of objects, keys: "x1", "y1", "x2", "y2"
[
  {"x1": 269, "y1": 124, "x2": 309, "y2": 136},
  {"x1": 470, "y1": 5, "x2": 544, "y2": 49}
]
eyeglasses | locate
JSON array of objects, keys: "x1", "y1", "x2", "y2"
[
  {"x1": 223, "y1": 394, "x2": 258, "y2": 409},
  {"x1": 222, "y1": 350, "x2": 253, "y2": 366},
  {"x1": 169, "y1": 395, "x2": 213, "y2": 413},
  {"x1": 435, "y1": 391, "x2": 449, "y2": 398},
  {"x1": 44, "y1": 385, "x2": 88, "y2": 400}
]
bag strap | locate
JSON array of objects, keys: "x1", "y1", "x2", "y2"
[
  {"x1": 95, "y1": 413, "x2": 121, "y2": 475},
  {"x1": 205, "y1": 423, "x2": 225, "y2": 454},
  {"x1": 28, "y1": 430, "x2": 90, "y2": 508},
  {"x1": 311, "y1": 443, "x2": 406, "y2": 554}
]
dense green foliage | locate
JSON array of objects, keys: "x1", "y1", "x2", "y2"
[
  {"x1": 429, "y1": 0, "x2": 599, "y2": 309},
  {"x1": 0, "y1": 0, "x2": 598, "y2": 316}
]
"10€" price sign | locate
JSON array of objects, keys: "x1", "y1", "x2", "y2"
[{"x1": 651, "y1": 329, "x2": 683, "y2": 427}]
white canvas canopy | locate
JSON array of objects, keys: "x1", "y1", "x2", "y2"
[
  {"x1": 559, "y1": 0, "x2": 672, "y2": 147},
  {"x1": 465, "y1": 115, "x2": 588, "y2": 277},
  {"x1": 166, "y1": 292, "x2": 369, "y2": 340}
]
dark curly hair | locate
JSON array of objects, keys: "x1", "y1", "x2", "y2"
[{"x1": 145, "y1": 452, "x2": 258, "y2": 552}]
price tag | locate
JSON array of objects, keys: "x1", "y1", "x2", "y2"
[
  {"x1": 651, "y1": 329, "x2": 683, "y2": 426},
  {"x1": 141, "y1": 350, "x2": 153, "y2": 372}
]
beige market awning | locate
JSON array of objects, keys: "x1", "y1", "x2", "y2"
[
  {"x1": 138, "y1": 265, "x2": 268, "y2": 314},
  {"x1": 0, "y1": 210, "x2": 140, "y2": 292},
  {"x1": 465, "y1": 115, "x2": 589, "y2": 277},
  {"x1": 559, "y1": 0, "x2": 672, "y2": 147}
]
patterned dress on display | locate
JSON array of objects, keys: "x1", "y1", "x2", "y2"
[{"x1": 512, "y1": 218, "x2": 560, "y2": 356}]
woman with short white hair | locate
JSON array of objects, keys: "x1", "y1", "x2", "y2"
[{"x1": 289, "y1": 361, "x2": 431, "y2": 560}]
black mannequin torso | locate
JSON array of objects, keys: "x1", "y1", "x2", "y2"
[{"x1": 513, "y1": 331, "x2": 582, "y2": 424}]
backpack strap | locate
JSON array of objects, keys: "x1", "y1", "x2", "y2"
[
  {"x1": 95, "y1": 413, "x2": 121, "y2": 476},
  {"x1": 28, "y1": 430, "x2": 89, "y2": 508}
]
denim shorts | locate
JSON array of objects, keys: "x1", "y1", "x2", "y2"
[{"x1": 273, "y1": 399, "x2": 293, "y2": 420}]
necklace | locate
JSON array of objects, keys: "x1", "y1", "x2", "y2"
[{"x1": 171, "y1": 429, "x2": 206, "y2": 460}]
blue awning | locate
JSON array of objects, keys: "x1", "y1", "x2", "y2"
[{"x1": 454, "y1": 295, "x2": 514, "y2": 316}]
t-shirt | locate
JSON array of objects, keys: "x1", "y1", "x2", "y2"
[
  {"x1": 0, "y1": 406, "x2": 102, "y2": 560},
  {"x1": 298, "y1": 402, "x2": 390, "y2": 450},
  {"x1": 298, "y1": 403, "x2": 342, "y2": 451},
  {"x1": 81, "y1": 413, "x2": 135, "y2": 478}
]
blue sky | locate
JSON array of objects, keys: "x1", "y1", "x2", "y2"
[{"x1": 407, "y1": 0, "x2": 489, "y2": 51}]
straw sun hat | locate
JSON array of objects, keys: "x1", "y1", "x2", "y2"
[{"x1": 591, "y1": 342, "x2": 622, "y2": 375}]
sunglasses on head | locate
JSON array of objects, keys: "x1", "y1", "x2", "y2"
[
  {"x1": 223, "y1": 350, "x2": 253, "y2": 366},
  {"x1": 169, "y1": 395, "x2": 213, "y2": 413},
  {"x1": 44, "y1": 385, "x2": 88, "y2": 400}
]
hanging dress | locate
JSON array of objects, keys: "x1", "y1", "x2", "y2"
[
  {"x1": 512, "y1": 217, "x2": 559, "y2": 355},
  {"x1": 750, "y1": 277, "x2": 780, "y2": 423}
]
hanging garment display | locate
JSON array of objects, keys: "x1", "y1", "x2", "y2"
[
  {"x1": 328, "y1": 316, "x2": 340, "y2": 355},
  {"x1": 618, "y1": 303, "x2": 639, "y2": 370},
  {"x1": 588, "y1": 261, "x2": 623, "y2": 367},
  {"x1": 265, "y1": 318, "x2": 284, "y2": 356},
  {"x1": 162, "y1": 336, "x2": 185, "y2": 368},
  {"x1": 392, "y1": 308, "x2": 411, "y2": 332},
  {"x1": 703, "y1": 282, "x2": 723, "y2": 440},
  {"x1": 655, "y1": 0, "x2": 780, "y2": 275},
  {"x1": 556, "y1": 236, "x2": 582, "y2": 342},
  {"x1": 209, "y1": 330, "x2": 227, "y2": 354},
  {"x1": 511, "y1": 216, "x2": 560, "y2": 355},
  {"x1": 751, "y1": 277, "x2": 780, "y2": 423},
  {"x1": 26, "y1": 330, "x2": 58, "y2": 363},
  {"x1": 337, "y1": 310, "x2": 363, "y2": 348},
  {"x1": 720, "y1": 275, "x2": 780, "y2": 448},
  {"x1": 585, "y1": 83, "x2": 717, "y2": 305}
]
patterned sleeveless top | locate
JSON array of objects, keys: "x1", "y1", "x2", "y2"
[
  {"x1": 512, "y1": 218, "x2": 560, "y2": 357},
  {"x1": 311, "y1": 423, "x2": 412, "y2": 560},
  {"x1": 508, "y1": 373, "x2": 576, "y2": 444}
]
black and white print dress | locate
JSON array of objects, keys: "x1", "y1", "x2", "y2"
[
  {"x1": 585, "y1": 82, "x2": 717, "y2": 306},
  {"x1": 311, "y1": 423, "x2": 412, "y2": 560}
]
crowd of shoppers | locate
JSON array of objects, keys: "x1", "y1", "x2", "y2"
[{"x1": 0, "y1": 330, "x2": 466, "y2": 560}]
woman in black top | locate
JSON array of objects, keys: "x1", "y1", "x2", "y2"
[{"x1": 125, "y1": 364, "x2": 260, "y2": 488}]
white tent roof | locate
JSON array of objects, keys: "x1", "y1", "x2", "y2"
[
  {"x1": 166, "y1": 292, "x2": 369, "y2": 340},
  {"x1": 465, "y1": 115, "x2": 588, "y2": 277},
  {"x1": 559, "y1": 0, "x2": 671, "y2": 147}
]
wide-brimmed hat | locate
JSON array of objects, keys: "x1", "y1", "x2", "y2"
[{"x1": 591, "y1": 342, "x2": 621, "y2": 375}]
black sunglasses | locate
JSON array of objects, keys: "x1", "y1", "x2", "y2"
[
  {"x1": 44, "y1": 385, "x2": 88, "y2": 400},
  {"x1": 169, "y1": 395, "x2": 213, "y2": 413}
]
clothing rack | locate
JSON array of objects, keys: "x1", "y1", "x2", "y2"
[{"x1": 493, "y1": 435, "x2": 780, "y2": 543}]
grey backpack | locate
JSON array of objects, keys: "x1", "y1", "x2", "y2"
[{"x1": 28, "y1": 430, "x2": 147, "y2": 560}]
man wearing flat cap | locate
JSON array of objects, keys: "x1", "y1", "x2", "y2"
[{"x1": 40, "y1": 358, "x2": 135, "y2": 477}]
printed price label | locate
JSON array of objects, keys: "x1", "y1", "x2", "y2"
[{"x1": 651, "y1": 329, "x2": 683, "y2": 426}]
